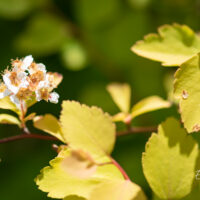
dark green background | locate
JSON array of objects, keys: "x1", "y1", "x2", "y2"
[{"x1": 0, "y1": 0, "x2": 199, "y2": 199}]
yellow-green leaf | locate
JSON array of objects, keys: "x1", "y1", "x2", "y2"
[
  {"x1": 131, "y1": 96, "x2": 171, "y2": 119},
  {"x1": 163, "y1": 72, "x2": 179, "y2": 104},
  {"x1": 89, "y1": 180, "x2": 147, "y2": 200},
  {"x1": 131, "y1": 24, "x2": 200, "y2": 66},
  {"x1": 0, "y1": 114, "x2": 20, "y2": 126},
  {"x1": 25, "y1": 96, "x2": 37, "y2": 108},
  {"x1": 35, "y1": 148, "x2": 123, "y2": 199},
  {"x1": 24, "y1": 112, "x2": 36, "y2": 122},
  {"x1": 181, "y1": 183, "x2": 200, "y2": 200},
  {"x1": 0, "y1": 96, "x2": 21, "y2": 115},
  {"x1": 112, "y1": 112, "x2": 128, "y2": 122},
  {"x1": 174, "y1": 53, "x2": 200, "y2": 133},
  {"x1": 60, "y1": 101, "x2": 115, "y2": 160},
  {"x1": 33, "y1": 114, "x2": 65, "y2": 142},
  {"x1": 142, "y1": 117, "x2": 199, "y2": 199},
  {"x1": 153, "y1": 183, "x2": 200, "y2": 200},
  {"x1": 107, "y1": 83, "x2": 131, "y2": 113}
]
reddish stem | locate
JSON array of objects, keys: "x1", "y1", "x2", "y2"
[
  {"x1": 117, "y1": 126, "x2": 157, "y2": 136},
  {"x1": 0, "y1": 133, "x2": 58, "y2": 144},
  {"x1": 20, "y1": 101, "x2": 28, "y2": 132},
  {"x1": 111, "y1": 157, "x2": 130, "y2": 181},
  {"x1": 0, "y1": 125, "x2": 157, "y2": 144}
]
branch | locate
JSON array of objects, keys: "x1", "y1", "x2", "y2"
[
  {"x1": 0, "y1": 133, "x2": 58, "y2": 144},
  {"x1": 0, "y1": 126, "x2": 156, "y2": 182},
  {"x1": 117, "y1": 126, "x2": 157, "y2": 136},
  {"x1": 0, "y1": 126, "x2": 157, "y2": 144}
]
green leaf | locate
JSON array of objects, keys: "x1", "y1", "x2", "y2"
[
  {"x1": 33, "y1": 114, "x2": 65, "y2": 142},
  {"x1": 64, "y1": 196, "x2": 86, "y2": 200},
  {"x1": 14, "y1": 13, "x2": 68, "y2": 56},
  {"x1": 142, "y1": 117, "x2": 199, "y2": 199},
  {"x1": 128, "y1": 0, "x2": 150, "y2": 9},
  {"x1": 61, "y1": 39, "x2": 88, "y2": 71},
  {"x1": 131, "y1": 24, "x2": 200, "y2": 66},
  {"x1": 74, "y1": 0, "x2": 121, "y2": 30},
  {"x1": 0, "y1": 97, "x2": 21, "y2": 115},
  {"x1": 0, "y1": 0, "x2": 47, "y2": 19},
  {"x1": 107, "y1": 83, "x2": 131, "y2": 113},
  {"x1": 131, "y1": 96, "x2": 171, "y2": 119},
  {"x1": 174, "y1": 53, "x2": 200, "y2": 133},
  {"x1": 163, "y1": 72, "x2": 179, "y2": 104},
  {"x1": 60, "y1": 101, "x2": 116, "y2": 160},
  {"x1": 35, "y1": 148, "x2": 123, "y2": 199},
  {"x1": 0, "y1": 114, "x2": 20, "y2": 126},
  {"x1": 89, "y1": 180, "x2": 147, "y2": 200},
  {"x1": 0, "y1": 0, "x2": 31, "y2": 19}
]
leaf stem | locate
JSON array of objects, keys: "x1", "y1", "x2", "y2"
[{"x1": 110, "y1": 157, "x2": 130, "y2": 181}]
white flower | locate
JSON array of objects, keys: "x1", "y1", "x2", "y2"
[
  {"x1": 37, "y1": 63, "x2": 46, "y2": 73},
  {"x1": 3, "y1": 72, "x2": 29, "y2": 94},
  {"x1": 0, "y1": 82, "x2": 11, "y2": 99},
  {"x1": 20, "y1": 79, "x2": 29, "y2": 88},
  {"x1": 3, "y1": 73, "x2": 19, "y2": 94},
  {"x1": 21, "y1": 55, "x2": 33, "y2": 71},
  {"x1": 0, "y1": 89, "x2": 10, "y2": 99},
  {"x1": 0, "y1": 55, "x2": 62, "y2": 108},
  {"x1": 9, "y1": 95, "x2": 21, "y2": 108},
  {"x1": 37, "y1": 80, "x2": 48, "y2": 89},
  {"x1": 28, "y1": 63, "x2": 46, "y2": 75},
  {"x1": 17, "y1": 71, "x2": 27, "y2": 79},
  {"x1": 17, "y1": 72, "x2": 29, "y2": 87},
  {"x1": 36, "y1": 73, "x2": 49, "y2": 90},
  {"x1": 49, "y1": 92, "x2": 59, "y2": 104},
  {"x1": 35, "y1": 90, "x2": 42, "y2": 102}
]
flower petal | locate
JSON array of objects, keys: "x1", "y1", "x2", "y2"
[
  {"x1": 3, "y1": 74, "x2": 19, "y2": 94},
  {"x1": 21, "y1": 55, "x2": 33, "y2": 70},
  {"x1": 37, "y1": 63, "x2": 46, "y2": 73},
  {"x1": 49, "y1": 92, "x2": 59, "y2": 104}
]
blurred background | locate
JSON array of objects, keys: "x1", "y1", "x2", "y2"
[{"x1": 0, "y1": 0, "x2": 199, "y2": 199}]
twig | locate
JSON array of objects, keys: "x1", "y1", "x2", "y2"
[
  {"x1": 0, "y1": 133, "x2": 132, "y2": 181},
  {"x1": 0, "y1": 126, "x2": 157, "y2": 144},
  {"x1": 0, "y1": 133, "x2": 58, "y2": 144},
  {"x1": 117, "y1": 126, "x2": 157, "y2": 136},
  {"x1": 0, "y1": 126, "x2": 156, "y2": 181}
]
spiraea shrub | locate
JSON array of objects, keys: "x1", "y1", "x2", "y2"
[{"x1": 1, "y1": 24, "x2": 200, "y2": 200}]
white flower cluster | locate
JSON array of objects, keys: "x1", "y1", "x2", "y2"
[{"x1": 0, "y1": 55, "x2": 62, "y2": 108}]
